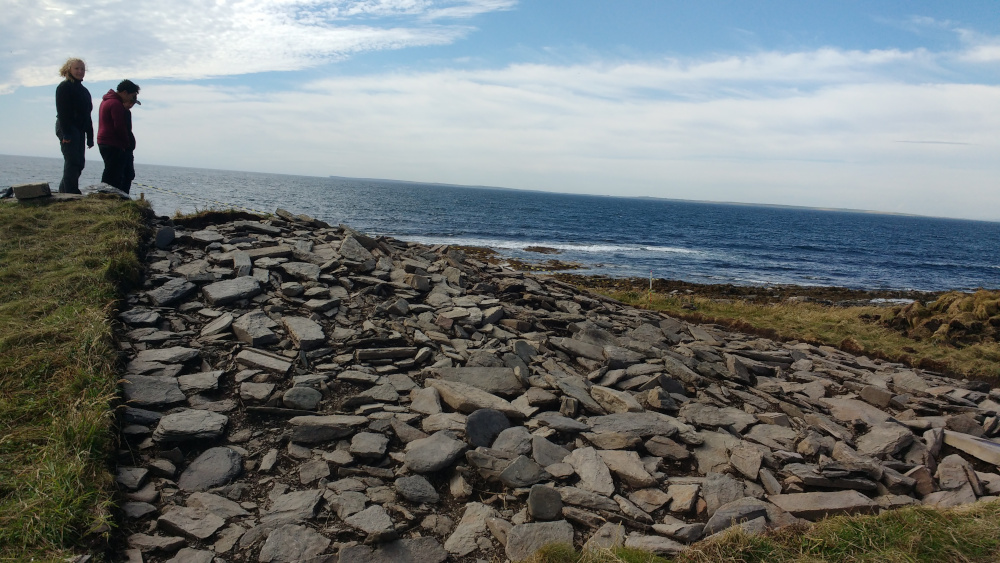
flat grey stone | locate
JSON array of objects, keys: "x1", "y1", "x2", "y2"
[
  {"x1": 298, "y1": 459, "x2": 330, "y2": 484},
  {"x1": 426, "y1": 379, "x2": 522, "y2": 419},
  {"x1": 288, "y1": 414, "x2": 368, "y2": 443},
  {"x1": 116, "y1": 467, "x2": 149, "y2": 491},
  {"x1": 623, "y1": 534, "x2": 686, "y2": 556},
  {"x1": 177, "y1": 447, "x2": 242, "y2": 491},
  {"x1": 493, "y1": 425, "x2": 533, "y2": 455},
  {"x1": 282, "y1": 386, "x2": 322, "y2": 411},
  {"x1": 558, "y1": 486, "x2": 620, "y2": 512},
  {"x1": 123, "y1": 375, "x2": 186, "y2": 407},
  {"x1": 201, "y1": 276, "x2": 261, "y2": 306},
  {"x1": 499, "y1": 455, "x2": 549, "y2": 488},
  {"x1": 505, "y1": 520, "x2": 575, "y2": 561},
  {"x1": 532, "y1": 436, "x2": 571, "y2": 467},
  {"x1": 240, "y1": 382, "x2": 275, "y2": 402},
  {"x1": 187, "y1": 492, "x2": 250, "y2": 519},
  {"x1": 157, "y1": 506, "x2": 225, "y2": 540},
  {"x1": 704, "y1": 497, "x2": 771, "y2": 535},
  {"x1": 127, "y1": 533, "x2": 186, "y2": 553},
  {"x1": 534, "y1": 412, "x2": 591, "y2": 432},
  {"x1": 235, "y1": 349, "x2": 292, "y2": 374},
  {"x1": 820, "y1": 398, "x2": 891, "y2": 426},
  {"x1": 629, "y1": 488, "x2": 672, "y2": 513},
  {"x1": 433, "y1": 367, "x2": 525, "y2": 396},
  {"x1": 345, "y1": 504, "x2": 394, "y2": 535},
  {"x1": 590, "y1": 385, "x2": 644, "y2": 414},
  {"x1": 258, "y1": 524, "x2": 330, "y2": 563},
  {"x1": 153, "y1": 410, "x2": 228, "y2": 443},
  {"x1": 165, "y1": 547, "x2": 214, "y2": 563},
  {"x1": 340, "y1": 236, "x2": 375, "y2": 263},
  {"x1": 601, "y1": 449, "x2": 658, "y2": 487},
  {"x1": 856, "y1": 422, "x2": 914, "y2": 458},
  {"x1": 679, "y1": 402, "x2": 757, "y2": 433},
  {"x1": 769, "y1": 490, "x2": 877, "y2": 521},
  {"x1": 177, "y1": 370, "x2": 223, "y2": 394},
  {"x1": 232, "y1": 310, "x2": 279, "y2": 347},
  {"x1": 444, "y1": 502, "x2": 497, "y2": 556},
  {"x1": 396, "y1": 475, "x2": 440, "y2": 504},
  {"x1": 147, "y1": 277, "x2": 197, "y2": 307},
  {"x1": 588, "y1": 412, "x2": 698, "y2": 442},
  {"x1": 405, "y1": 431, "x2": 467, "y2": 473},
  {"x1": 693, "y1": 430, "x2": 741, "y2": 475},
  {"x1": 119, "y1": 308, "x2": 162, "y2": 327},
  {"x1": 122, "y1": 501, "x2": 158, "y2": 519},
  {"x1": 134, "y1": 346, "x2": 200, "y2": 364},
  {"x1": 261, "y1": 489, "x2": 324, "y2": 525},
  {"x1": 350, "y1": 432, "x2": 389, "y2": 458},
  {"x1": 338, "y1": 537, "x2": 448, "y2": 563},
  {"x1": 702, "y1": 472, "x2": 745, "y2": 517},
  {"x1": 280, "y1": 261, "x2": 321, "y2": 281},
  {"x1": 281, "y1": 316, "x2": 326, "y2": 350},
  {"x1": 566, "y1": 446, "x2": 615, "y2": 496}
]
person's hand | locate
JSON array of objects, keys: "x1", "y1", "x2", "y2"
[
  {"x1": 87, "y1": 142, "x2": 94, "y2": 148},
  {"x1": 61, "y1": 138, "x2": 71, "y2": 144}
]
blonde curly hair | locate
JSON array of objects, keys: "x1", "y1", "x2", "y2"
[{"x1": 58, "y1": 58, "x2": 86, "y2": 79}]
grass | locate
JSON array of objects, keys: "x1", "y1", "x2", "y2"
[
  {"x1": 525, "y1": 501, "x2": 1000, "y2": 563},
  {"x1": 0, "y1": 195, "x2": 148, "y2": 561},
  {"x1": 680, "y1": 500, "x2": 1000, "y2": 562},
  {"x1": 599, "y1": 290, "x2": 1000, "y2": 380}
]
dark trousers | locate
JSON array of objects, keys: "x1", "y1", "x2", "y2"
[
  {"x1": 99, "y1": 145, "x2": 128, "y2": 191},
  {"x1": 123, "y1": 151, "x2": 135, "y2": 194},
  {"x1": 58, "y1": 129, "x2": 86, "y2": 194}
]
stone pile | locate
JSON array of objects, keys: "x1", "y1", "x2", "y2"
[{"x1": 114, "y1": 209, "x2": 1000, "y2": 563}]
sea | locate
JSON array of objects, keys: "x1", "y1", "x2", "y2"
[{"x1": 3, "y1": 153, "x2": 999, "y2": 293}]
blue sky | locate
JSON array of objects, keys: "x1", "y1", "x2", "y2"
[{"x1": 1, "y1": 1, "x2": 999, "y2": 220}]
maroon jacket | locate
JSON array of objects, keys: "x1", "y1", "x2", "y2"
[{"x1": 97, "y1": 90, "x2": 131, "y2": 149}]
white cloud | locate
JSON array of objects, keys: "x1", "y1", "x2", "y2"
[{"x1": 0, "y1": 0, "x2": 514, "y2": 91}]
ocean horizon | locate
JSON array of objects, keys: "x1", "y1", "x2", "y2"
[{"x1": 4, "y1": 153, "x2": 1000, "y2": 293}]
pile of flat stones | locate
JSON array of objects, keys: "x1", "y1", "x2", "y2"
[{"x1": 114, "y1": 209, "x2": 1000, "y2": 563}]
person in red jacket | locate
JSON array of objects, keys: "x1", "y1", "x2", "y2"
[{"x1": 97, "y1": 79, "x2": 140, "y2": 192}]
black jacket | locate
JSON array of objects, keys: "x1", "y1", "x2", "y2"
[{"x1": 55, "y1": 79, "x2": 94, "y2": 145}]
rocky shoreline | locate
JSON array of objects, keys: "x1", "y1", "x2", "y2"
[{"x1": 112, "y1": 209, "x2": 1000, "y2": 563}]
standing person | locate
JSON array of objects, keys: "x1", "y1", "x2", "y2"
[
  {"x1": 54, "y1": 58, "x2": 94, "y2": 194},
  {"x1": 97, "y1": 79, "x2": 140, "y2": 192}
]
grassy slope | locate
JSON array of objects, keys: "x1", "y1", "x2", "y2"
[
  {"x1": 600, "y1": 290, "x2": 1000, "y2": 380},
  {"x1": 0, "y1": 196, "x2": 146, "y2": 561}
]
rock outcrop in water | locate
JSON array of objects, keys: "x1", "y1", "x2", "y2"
[{"x1": 114, "y1": 209, "x2": 1000, "y2": 562}]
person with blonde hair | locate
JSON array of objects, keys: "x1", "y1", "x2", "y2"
[{"x1": 54, "y1": 58, "x2": 94, "y2": 194}]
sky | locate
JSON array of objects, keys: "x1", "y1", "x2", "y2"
[{"x1": 1, "y1": 1, "x2": 999, "y2": 221}]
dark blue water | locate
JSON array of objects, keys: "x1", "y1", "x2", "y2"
[{"x1": 4, "y1": 154, "x2": 999, "y2": 292}]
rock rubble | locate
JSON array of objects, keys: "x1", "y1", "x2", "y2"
[{"x1": 114, "y1": 209, "x2": 1000, "y2": 562}]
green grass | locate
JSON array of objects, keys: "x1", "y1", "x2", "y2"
[
  {"x1": 680, "y1": 500, "x2": 1000, "y2": 562},
  {"x1": 525, "y1": 501, "x2": 1000, "y2": 563},
  {"x1": 0, "y1": 196, "x2": 148, "y2": 561}
]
